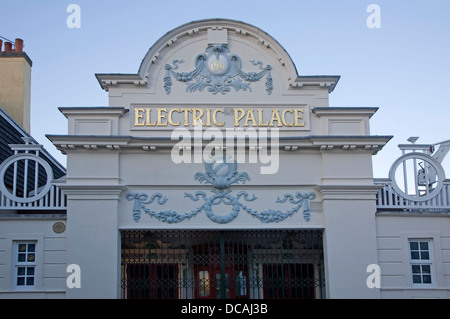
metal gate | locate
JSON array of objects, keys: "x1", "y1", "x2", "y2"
[{"x1": 120, "y1": 230, "x2": 325, "y2": 299}]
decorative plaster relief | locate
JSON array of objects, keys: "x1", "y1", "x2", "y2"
[
  {"x1": 127, "y1": 157, "x2": 315, "y2": 224},
  {"x1": 163, "y1": 44, "x2": 272, "y2": 95}
]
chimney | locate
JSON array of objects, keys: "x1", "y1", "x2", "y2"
[
  {"x1": 0, "y1": 38, "x2": 32, "y2": 132},
  {"x1": 4, "y1": 41, "x2": 12, "y2": 52},
  {"x1": 15, "y1": 38, "x2": 23, "y2": 52}
]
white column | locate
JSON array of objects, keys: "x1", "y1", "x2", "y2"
[
  {"x1": 62, "y1": 185, "x2": 125, "y2": 299},
  {"x1": 317, "y1": 185, "x2": 381, "y2": 299}
]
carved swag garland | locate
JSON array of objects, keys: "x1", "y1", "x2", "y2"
[{"x1": 127, "y1": 158, "x2": 315, "y2": 224}]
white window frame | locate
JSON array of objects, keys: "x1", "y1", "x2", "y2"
[
  {"x1": 400, "y1": 231, "x2": 444, "y2": 289},
  {"x1": 408, "y1": 239, "x2": 434, "y2": 287},
  {"x1": 6, "y1": 234, "x2": 43, "y2": 291},
  {"x1": 13, "y1": 241, "x2": 38, "y2": 290}
]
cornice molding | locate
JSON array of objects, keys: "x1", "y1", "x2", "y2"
[
  {"x1": 289, "y1": 76, "x2": 341, "y2": 93},
  {"x1": 94, "y1": 74, "x2": 147, "y2": 91},
  {"x1": 312, "y1": 107, "x2": 378, "y2": 118},
  {"x1": 46, "y1": 134, "x2": 392, "y2": 155},
  {"x1": 137, "y1": 19, "x2": 299, "y2": 81},
  {"x1": 59, "y1": 185, "x2": 126, "y2": 200},
  {"x1": 58, "y1": 107, "x2": 128, "y2": 118},
  {"x1": 315, "y1": 184, "x2": 382, "y2": 200}
]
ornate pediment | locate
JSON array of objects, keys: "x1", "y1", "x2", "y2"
[
  {"x1": 163, "y1": 43, "x2": 272, "y2": 95},
  {"x1": 96, "y1": 19, "x2": 340, "y2": 95}
]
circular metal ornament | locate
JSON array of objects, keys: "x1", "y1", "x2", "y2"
[
  {"x1": 52, "y1": 222, "x2": 66, "y2": 234},
  {"x1": 388, "y1": 152, "x2": 445, "y2": 202},
  {"x1": 0, "y1": 153, "x2": 54, "y2": 203}
]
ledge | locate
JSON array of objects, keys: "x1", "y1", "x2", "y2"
[
  {"x1": 95, "y1": 73, "x2": 147, "y2": 91},
  {"x1": 316, "y1": 184, "x2": 382, "y2": 200},
  {"x1": 290, "y1": 75, "x2": 341, "y2": 93},
  {"x1": 59, "y1": 185, "x2": 127, "y2": 200},
  {"x1": 0, "y1": 214, "x2": 67, "y2": 220},
  {"x1": 312, "y1": 107, "x2": 379, "y2": 118},
  {"x1": 58, "y1": 106, "x2": 128, "y2": 118},
  {"x1": 46, "y1": 134, "x2": 393, "y2": 155}
]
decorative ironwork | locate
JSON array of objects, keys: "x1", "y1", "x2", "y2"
[
  {"x1": 164, "y1": 44, "x2": 273, "y2": 95},
  {"x1": 0, "y1": 150, "x2": 53, "y2": 203},
  {"x1": 388, "y1": 152, "x2": 446, "y2": 202},
  {"x1": 376, "y1": 137, "x2": 450, "y2": 212},
  {"x1": 0, "y1": 139, "x2": 67, "y2": 210},
  {"x1": 120, "y1": 230, "x2": 325, "y2": 299},
  {"x1": 126, "y1": 157, "x2": 315, "y2": 224}
]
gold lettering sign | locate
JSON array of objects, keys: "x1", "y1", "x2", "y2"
[{"x1": 132, "y1": 107, "x2": 307, "y2": 128}]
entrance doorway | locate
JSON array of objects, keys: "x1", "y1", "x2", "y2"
[
  {"x1": 125, "y1": 264, "x2": 178, "y2": 299},
  {"x1": 121, "y1": 230, "x2": 325, "y2": 299},
  {"x1": 193, "y1": 243, "x2": 249, "y2": 299}
]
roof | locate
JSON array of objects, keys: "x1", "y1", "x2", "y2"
[
  {"x1": 0, "y1": 51, "x2": 33, "y2": 66},
  {"x1": 0, "y1": 106, "x2": 66, "y2": 193}
]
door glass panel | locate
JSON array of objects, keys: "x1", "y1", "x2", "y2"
[
  {"x1": 198, "y1": 270, "x2": 210, "y2": 297},
  {"x1": 235, "y1": 270, "x2": 247, "y2": 296},
  {"x1": 215, "y1": 273, "x2": 230, "y2": 299}
]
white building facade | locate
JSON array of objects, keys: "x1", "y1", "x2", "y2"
[{"x1": 1, "y1": 19, "x2": 449, "y2": 299}]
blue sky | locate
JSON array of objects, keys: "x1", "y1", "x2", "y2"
[{"x1": 1, "y1": 0, "x2": 449, "y2": 178}]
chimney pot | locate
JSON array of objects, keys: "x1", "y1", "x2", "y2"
[
  {"x1": 4, "y1": 42, "x2": 12, "y2": 52},
  {"x1": 15, "y1": 38, "x2": 24, "y2": 52}
]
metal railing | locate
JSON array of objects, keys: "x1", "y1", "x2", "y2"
[
  {"x1": 0, "y1": 181, "x2": 66, "y2": 210},
  {"x1": 375, "y1": 179, "x2": 450, "y2": 212},
  {"x1": 0, "y1": 140, "x2": 66, "y2": 211}
]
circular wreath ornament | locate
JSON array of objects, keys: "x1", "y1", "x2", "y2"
[
  {"x1": 203, "y1": 191, "x2": 241, "y2": 224},
  {"x1": 388, "y1": 152, "x2": 445, "y2": 202},
  {"x1": 0, "y1": 153, "x2": 54, "y2": 203}
]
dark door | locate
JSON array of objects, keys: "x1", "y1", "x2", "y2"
[
  {"x1": 126, "y1": 263, "x2": 178, "y2": 299},
  {"x1": 263, "y1": 263, "x2": 315, "y2": 299},
  {"x1": 193, "y1": 243, "x2": 249, "y2": 299}
]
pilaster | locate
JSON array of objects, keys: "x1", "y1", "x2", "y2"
[
  {"x1": 316, "y1": 184, "x2": 381, "y2": 298},
  {"x1": 61, "y1": 185, "x2": 126, "y2": 299}
]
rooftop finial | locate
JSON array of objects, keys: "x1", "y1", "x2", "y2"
[{"x1": 407, "y1": 136, "x2": 419, "y2": 144}]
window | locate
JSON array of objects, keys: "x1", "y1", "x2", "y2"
[
  {"x1": 14, "y1": 241, "x2": 37, "y2": 288},
  {"x1": 409, "y1": 240, "x2": 433, "y2": 285}
]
